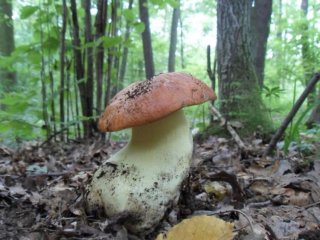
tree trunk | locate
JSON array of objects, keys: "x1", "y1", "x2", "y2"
[
  {"x1": 70, "y1": 0, "x2": 91, "y2": 138},
  {"x1": 306, "y1": 90, "x2": 320, "y2": 128},
  {"x1": 95, "y1": 0, "x2": 108, "y2": 115},
  {"x1": 217, "y1": 0, "x2": 271, "y2": 132},
  {"x1": 139, "y1": 0, "x2": 155, "y2": 79},
  {"x1": 59, "y1": 0, "x2": 67, "y2": 141},
  {"x1": 0, "y1": 0, "x2": 16, "y2": 92},
  {"x1": 83, "y1": 0, "x2": 95, "y2": 136},
  {"x1": 105, "y1": 0, "x2": 118, "y2": 106},
  {"x1": 250, "y1": 0, "x2": 272, "y2": 88},
  {"x1": 119, "y1": 0, "x2": 133, "y2": 87},
  {"x1": 168, "y1": 0, "x2": 180, "y2": 72},
  {"x1": 300, "y1": 0, "x2": 316, "y2": 106},
  {"x1": 179, "y1": 16, "x2": 185, "y2": 69}
]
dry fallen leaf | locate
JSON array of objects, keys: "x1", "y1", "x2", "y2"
[{"x1": 156, "y1": 215, "x2": 234, "y2": 240}]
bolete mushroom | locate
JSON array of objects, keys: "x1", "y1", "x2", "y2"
[{"x1": 86, "y1": 72, "x2": 216, "y2": 233}]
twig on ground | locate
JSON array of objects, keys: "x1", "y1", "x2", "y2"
[
  {"x1": 304, "y1": 200, "x2": 320, "y2": 209},
  {"x1": 209, "y1": 104, "x2": 247, "y2": 151}
]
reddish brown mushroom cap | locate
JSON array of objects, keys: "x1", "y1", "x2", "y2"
[{"x1": 98, "y1": 72, "x2": 216, "y2": 132}]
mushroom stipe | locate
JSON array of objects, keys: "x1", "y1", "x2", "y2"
[{"x1": 85, "y1": 72, "x2": 216, "y2": 234}]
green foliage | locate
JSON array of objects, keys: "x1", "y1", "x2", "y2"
[
  {"x1": 20, "y1": 6, "x2": 39, "y2": 19},
  {"x1": 283, "y1": 94, "x2": 320, "y2": 154},
  {"x1": 263, "y1": 86, "x2": 284, "y2": 98},
  {"x1": 0, "y1": 91, "x2": 44, "y2": 143},
  {"x1": 263, "y1": 85, "x2": 285, "y2": 114},
  {"x1": 150, "y1": 0, "x2": 179, "y2": 8}
]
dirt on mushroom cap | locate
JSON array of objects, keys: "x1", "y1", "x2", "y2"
[{"x1": 98, "y1": 72, "x2": 216, "y2": 132}]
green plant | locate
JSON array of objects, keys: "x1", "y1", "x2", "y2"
[
  {"x1": 262, "y1": 85, "x2": 285, "y2": 114},
  {"x1": 0, "y1": 91, "x2": 45, "y2": 144},
  {"x1": 283, "y1": 104, "x2": 315, "y2": 154}
]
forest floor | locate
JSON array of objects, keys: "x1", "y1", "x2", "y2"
[{"x1": 0, "y1": 132, "x2": 320, "y2": 240}]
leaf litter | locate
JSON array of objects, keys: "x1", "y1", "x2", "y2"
[{"x1": 0, "y1": 135, "x2": 319, "y2": 240}]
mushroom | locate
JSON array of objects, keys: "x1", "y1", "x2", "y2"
[{"x1": 86, "y1": 72, "x2": 216, "y2": 233}]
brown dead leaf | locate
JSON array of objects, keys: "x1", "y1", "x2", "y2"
[
  {"x1": 270, "y1": 187, "x2": 311, "y2": 206},
  {"x1": 248, "y1": 179, "x2": 272, "y2": 196},
  {"x1": 0, "y1": 145, "x2": 13, "y2": 156}
]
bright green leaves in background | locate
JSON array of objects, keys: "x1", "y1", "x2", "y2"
[{"x1": 0, "y1": 91, "x2": 45, "y2": 143}]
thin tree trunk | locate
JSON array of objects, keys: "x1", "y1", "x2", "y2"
[
  {"x1": 83, "y1": 0, "x2": 94, "y2": 136},
  {"x1": 119, "y1": 0, "x2": 133, "y2": 88},
  {"x1": 275, "y1": 0, "x2": 286, "y2": 89},
  {"x1": 139, "y1": 0, "x2": 155, "y2": 79},
  {"x1": 207, "y1": 45, "x2": 216, "y2": 91},
  {"x1": 179, "y1": 16, "x2": 185, "y2": 69},
  {"x1": 105, "y1": 0, "x2": 118, "y2": 106},
  {"x1": 251, "y1": 0, "x2": 272, "y2": 88},
  {"x1": 72, "y1": 64, "x2": 81, "y2": 139},
  {"x1": 49, "y1": 71, "x2": 57, "y2": 140},
  {"x1": 66, "y1": 60, "x2": 71, "y2": 140},
  {"x1": 306, "y1": 91, "x2": 320, "y2": 128},
  {"x1": 113, "y1": 0, "x2": 121, "y2": 94},
  {"x1": 95, "y1": 0, "x2": 108, "y2": 115},
  {"x1": 40, "y1": 22, "x2": 51, "y2": 139},
  {"x1": 70, "y1": 0, "x2": 90, "y2": 138},
  {"x1": 59, "y1": 0, "x2": 67, "y2": 141},
  {"x1": 168, "y1": 0, "x2": 180, "y2": 72},
  {"x1": 300, "y1": 0, "x2": 315, "y2": 106},
  {"x1": 0, "y1": 0, "x2": 16, "y2": 92}
]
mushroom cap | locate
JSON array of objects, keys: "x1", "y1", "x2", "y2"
[{"x1": 98, "y1": 72, "x2": 216, "y2": 132}]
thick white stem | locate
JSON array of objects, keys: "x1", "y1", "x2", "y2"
[{"x1": 86, "y1": 110, "x2": 193, "y2": 233}]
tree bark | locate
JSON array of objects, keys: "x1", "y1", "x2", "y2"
[
  {"x1": 59, "y1": 0, "x2": 67, "y2": 141},
  {"x1": 0, "y1": 0, "x2": 16, "y2": 92},
  {"x1": 250, "y1": 0, "x2": 272, "y2": 88},
  {"x1": 306, "y1": 91, "x2": 320, "y2": 128},
  {"x1": 217, "y1": 0, "x2": 271, "y2": 131},
  {"x1": 83, "y1": 0, "x2": 94, "y2": 136},
  {"x1": 105, "y1": 0, "x2": 118, "y2": 106},
  {"x1": 119, "y1": 0, "x2": 133, "y2": 89},
  {"x1": 300, "y1": 0, "x2": 316, "y2": 106},
  {"x1": 95, "y1": 0, "x2": 108, "y2": 115},
  {"x1": 139, "y1": 0, "x2": 155, "y2": 79},
  {"x1": 70, "y1": 0, "x2": 91, "y2": 138},
  {"x1": 168, "y1": 1, "x2": 180, "y2": 72},
  {"x1": 49, "y1": 71, "x2": 57, "y2": 140},
  {"x1": 179, "y1": 16, "x2": 185, "y2": 69}
]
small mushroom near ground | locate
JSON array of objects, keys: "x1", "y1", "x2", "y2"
[{"x1": 85, "y1": 72, "x2": 216, "y2": 234}]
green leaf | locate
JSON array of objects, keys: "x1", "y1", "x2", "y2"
[
  {"x1": 20, "y1": 6, "x2": 39, "y2": 19},
  {"x1": 133, "y1": 22, "x2": 145, "y2": 34},
  {"x1": 123, "y1": 9, "x2": 135, "y2": 22},
  {"x1": 102, "y1": 36, "x2": 123, "y2": 48},
  {"x1": 43, "y1": 36, "x2": 59, "y2": 50},
  {"x1": 149, "y1": 0, "x2": 178, "y2": 8}
]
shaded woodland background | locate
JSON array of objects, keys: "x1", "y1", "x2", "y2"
[{"x1": 0, "y1": 0, "x2": 319, "y2": 151}]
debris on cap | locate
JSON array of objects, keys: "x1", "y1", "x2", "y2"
[{"x1": 98, "y1": 72, "x2": 216, "y2": 132}]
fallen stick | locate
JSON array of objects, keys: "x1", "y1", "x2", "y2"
[
  {"x1": 209, "y1": 104, "x2": 247, "y2": 150},
  {"x1": 264, "y1": 72, "x2": 320, "y2": 157}
]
